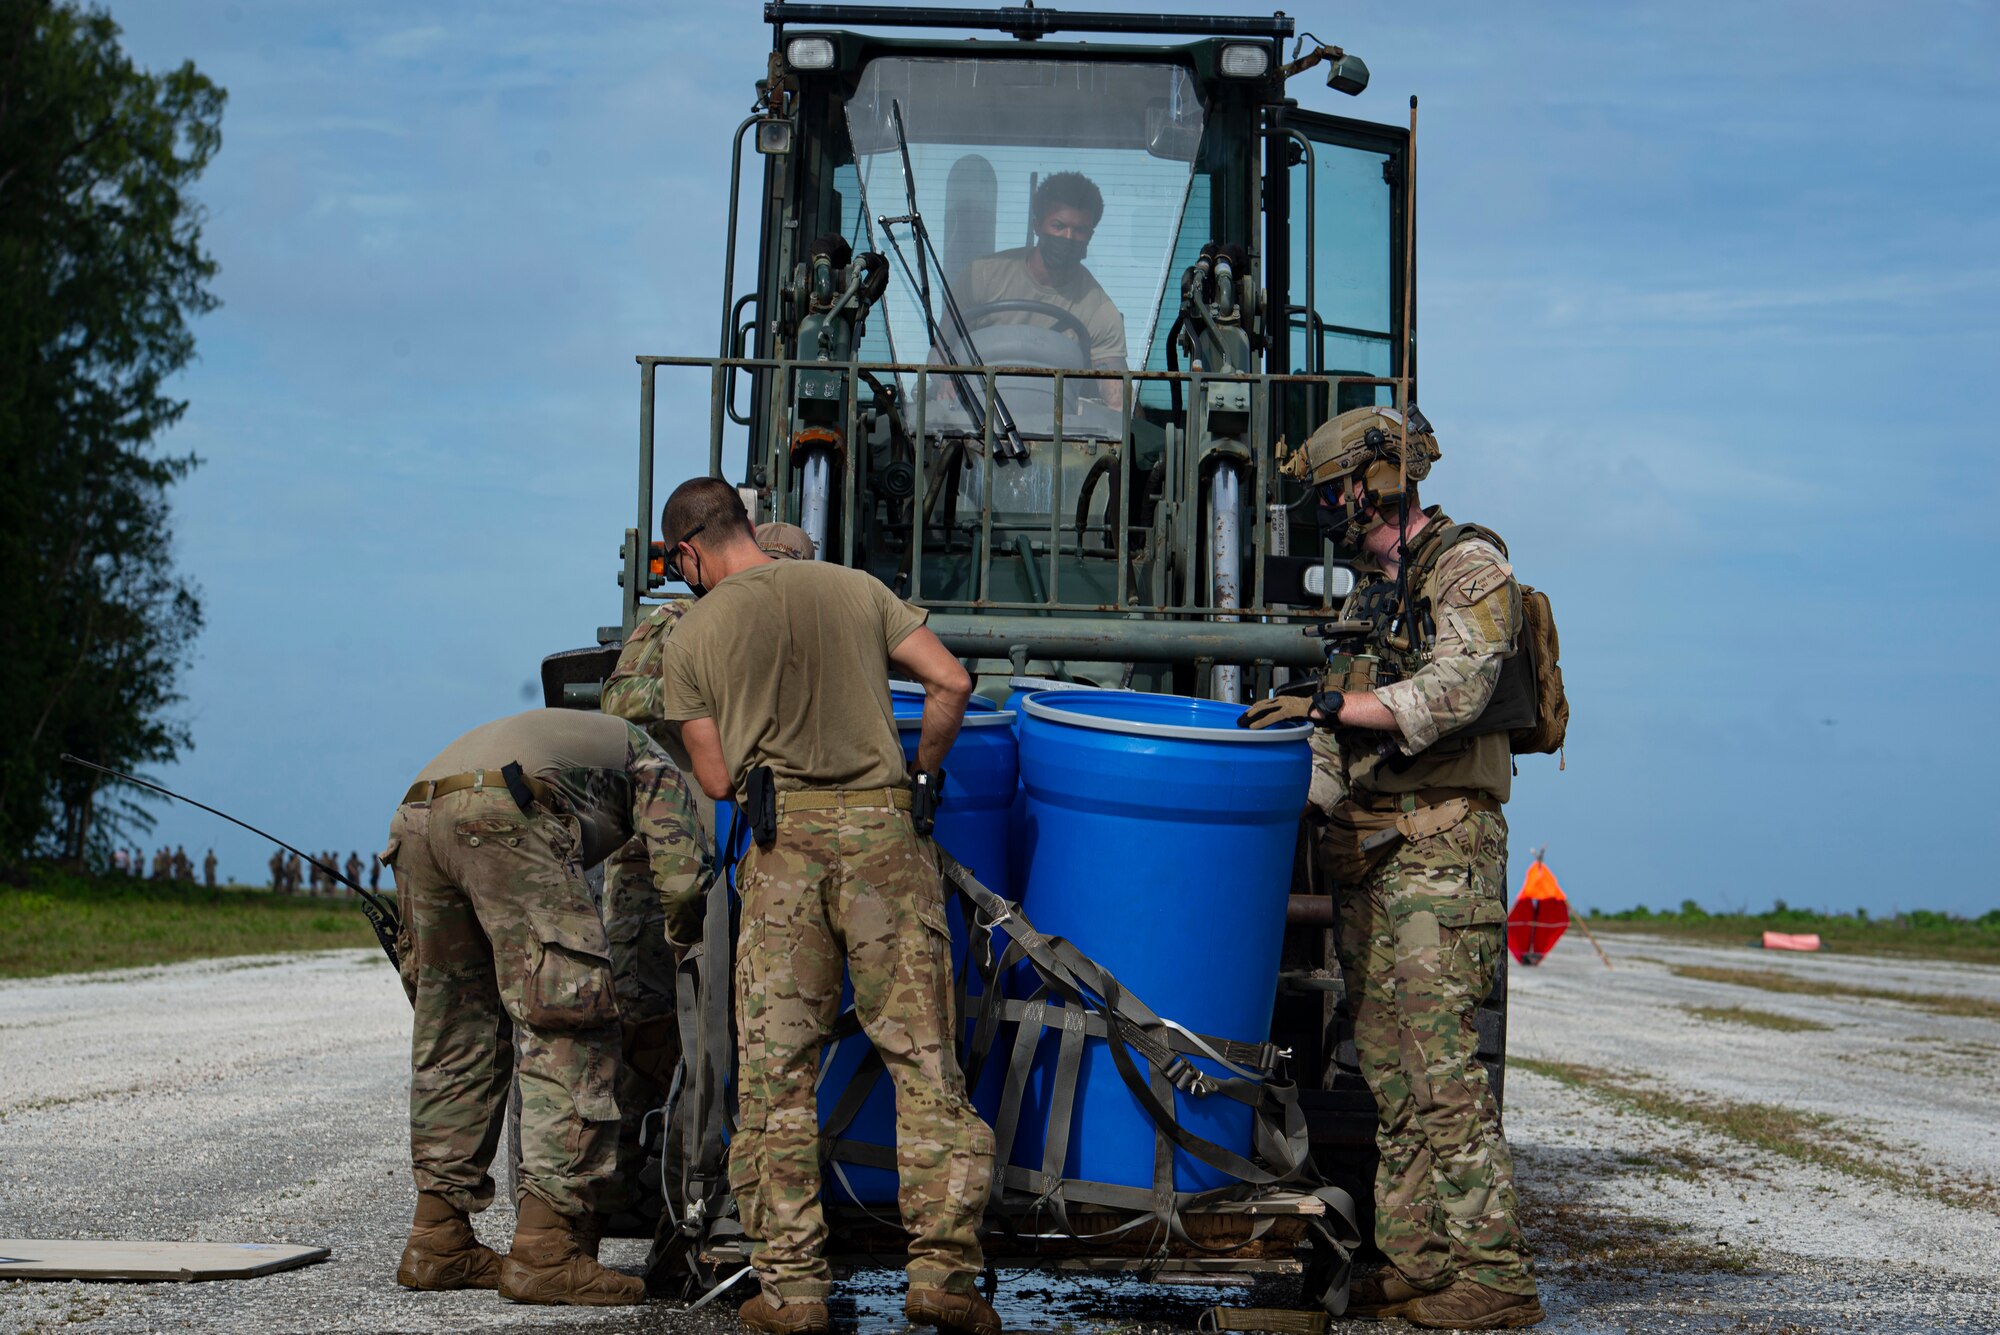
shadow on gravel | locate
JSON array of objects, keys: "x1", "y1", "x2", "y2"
[{"x1": 1522, "y1": 1140, "x2": 1760, "y2": 1286}]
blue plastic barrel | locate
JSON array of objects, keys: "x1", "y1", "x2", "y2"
[
  {"x1": 1010, "y1": 690, "x2": 1309, "y2": 1193},
  {"x1": 1000, "y1": 679, "x2": 1102, "y2": 894},
  {"x1": 818, "y1": 688, "x2": 1018, "y2": 1203}
]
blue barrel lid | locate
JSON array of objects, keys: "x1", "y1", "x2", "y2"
[
  {"x1": 891, "y1": 683, "x2": 1013, "y2": 729},
  {"x1": 1022, "y1": 689, "x2": 1309, "y2": 743},
  {"x1": 1006, "y1": 675, "x2": 1104, "y2": 694}
]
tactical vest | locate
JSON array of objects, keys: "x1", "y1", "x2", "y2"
[{"x1": 1344, "y1": 512, "x2": 1530, "y2": 803}]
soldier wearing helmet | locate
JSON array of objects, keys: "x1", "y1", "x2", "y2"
[
  {"x1": 587, "y1": 514, "x2": 817, "y2": 1237},
  {"x1": 1244, "y1": 405, "x2": 1544, "y2": 1330}
]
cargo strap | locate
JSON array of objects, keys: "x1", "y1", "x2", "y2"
[
  {"x1": 647, "y1": 830, "x2": 742, "y2": 1300},
  {"x1": 401, "y1": 769, "x2": 553, "y2": 809},
  {"x1": 1198, "y1": 1306, "x2": 1330, "y2": 1333},
  {"x1": 648, "y1": 845, "x2": 1358, "y2": 1298},
  {"x1": 775, "y1": 786, "x2": 911, "y2": 816},
  {"x1": 935, "y1": 852, "x2": 1334, "y2": 1253}
]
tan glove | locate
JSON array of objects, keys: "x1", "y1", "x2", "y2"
[{"x1": 1239, "y1": 696, "x2": 1313, "y2": 729}]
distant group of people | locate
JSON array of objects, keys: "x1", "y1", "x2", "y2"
[
  {"x1": 266, "y1": 848, "x2": 380, "y2": 896},
  {"x1": 112, "y1": 845, "x2": 218, "y2": 887}
]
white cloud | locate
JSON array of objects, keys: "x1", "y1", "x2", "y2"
[{"x1": 366, "y1": 23, "x2": 447, "y2": 61}]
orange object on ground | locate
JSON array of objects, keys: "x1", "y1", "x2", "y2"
[
  {"x1": 1507, "y1": 857, "x2": 1569, "y2": 966},
  {"x1": 1761, "y1": 931, "x2": 1822, "y2": 952}
]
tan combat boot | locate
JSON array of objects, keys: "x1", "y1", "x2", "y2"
[
  {"x1": 1406, "y1": 1278, "x2": 1546, "y2": 1329},
  {"x1": 1345, "y1": 1267, "x2": 1431, "y2": 1320},
  {"x1": 395, "y1": 1191, "x2": 502, "y2": 1291},
  {"x1": 906, "y1": 1284, "x2": 1002, "y2": 1335},
  {"x1": 738, "y1": 1291, "x2": 832, "y2": 1333},
  {"x1": 498, "y1": 1193, "x2": 644, "y2": 1306},
  {"x1": 572, "y1": 1211, "x2": 603, "y2": 1261}
]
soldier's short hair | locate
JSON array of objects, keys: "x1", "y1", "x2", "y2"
[
  {"x1": 1032, "y1": 172, "x2": 1104, "y2": 228},
  {"x1": 663, "y1": 477, "x2": 753, "y2": 551}
]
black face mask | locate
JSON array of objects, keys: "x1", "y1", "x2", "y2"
[
  {"x1": 1037, "y1": 231, "x2": 1088, "y2": 277},
  {"x1": 665, "y1": 525, "x2": 709, "y2": 598},
  {"x1": 1317, "y1": 486, "x2": 1366, "y2": 556}
]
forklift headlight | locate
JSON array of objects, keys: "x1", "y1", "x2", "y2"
[
  {"x1": 1327, "y1": 51, "x2": 1370, "y2": 96},
  {"x1": 786, "y1": 37, "x2": 836, "y2": 71},
  {"x1": 756, "y1": 119, "x2": 793, "y2": 155},
  {"x1": 1219, "y1": 44, "x2": 1270, "y2": 78}
]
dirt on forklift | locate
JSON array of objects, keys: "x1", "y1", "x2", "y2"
[{"x1": 539, "y1": 2, "x2": 1507, "y2": 1315}]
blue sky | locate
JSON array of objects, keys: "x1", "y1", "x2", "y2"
[{"x1": 110, "y1": 2, "x2": 1998, "y2": 915}]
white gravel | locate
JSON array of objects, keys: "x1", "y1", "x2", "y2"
[{"x1": 0, "y1": 937, "x2": 1995, "y2": 1333}]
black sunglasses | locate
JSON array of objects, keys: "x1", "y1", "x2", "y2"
[{"x1": 663, "y1": 523, "x2": 707, "y2": 585}]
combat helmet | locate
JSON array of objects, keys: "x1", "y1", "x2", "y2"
[{"x1": 1281, "y1": 404, "x2": 1440, "y2": 549}]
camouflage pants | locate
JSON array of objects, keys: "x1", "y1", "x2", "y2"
[
  {"x1": 1331, "y1": 807, "x2": 1536, "y2": 1296},
  {"x1": 385, "y1": 788, "x2": 622, "y2": 1219},
  {"x1": 601, "y1": 833, "x2": 680, "y2": 1215},
  {"x1": 729, "y1": 804, "x2": 994, "y2": 1303}
]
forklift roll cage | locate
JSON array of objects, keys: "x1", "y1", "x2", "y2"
[{"x1": 608, "y1": 4, "x2": 1415, "y2": 704}]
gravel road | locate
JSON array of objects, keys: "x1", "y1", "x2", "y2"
[{"x1": 2, "y1": 935, "x2": 1996, "y2": 1333}]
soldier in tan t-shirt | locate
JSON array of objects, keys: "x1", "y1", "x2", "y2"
[
  {"x1": 653, "y1": 477, "x2": 999, "y2": 1335},
  {"x1": 954, "y1": 170, "x2": 1127, "y2": 410}
]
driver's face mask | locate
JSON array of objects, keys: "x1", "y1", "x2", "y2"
[{"x1": 1036, "y1": 226, "x2": 1089, "y2": 277}]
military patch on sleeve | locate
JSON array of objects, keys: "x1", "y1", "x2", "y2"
[{"x1": 1463, "y1": 583, "x2": 1519, "y2": 648}]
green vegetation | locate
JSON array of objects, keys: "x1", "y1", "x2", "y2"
[
  {"x1": 1589, "y1": 899, "x2": 2000, "y2": 965},
  {"x1": 1514, "y1": 1057, "x2": 1997, "y2": 1215},
  {"x1": 0, "y1": 866, "x2": 376, "y2": 979},
  {"x1": 1682, "y1": 1003, "x2": 1830, "y2": 1033},
  {"x1": 1, "y1": 4, "x2": 224, "y2": 865},
  {"x1": 1668, "y1": 964, "x2": 2000, "y2": 1022}
]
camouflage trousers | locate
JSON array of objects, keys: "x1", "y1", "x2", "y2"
[
  {"x1": 1330, "y1": 807, "x2": 1536, "y2": 1296},
  {"x1": 729, "y1": 804, "x2": 994, "y2": 1303},
  {"x1": 385, "y1": 788, "x2": 622, "y2": 1219},
  {"x1": 602, "y1": 833, "x2": 680, "y2": 1215}
]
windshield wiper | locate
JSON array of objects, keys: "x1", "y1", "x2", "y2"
[{"x1": 876, "y1": 99, "x2": 1028, "y2": 462}]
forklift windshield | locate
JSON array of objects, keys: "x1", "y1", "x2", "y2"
[{"x1": 844, "y1": 56, "x2": 1205, "y2": 426}]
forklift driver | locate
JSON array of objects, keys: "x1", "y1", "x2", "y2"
[{"x1": 953, "y1": 171, "x2": 1128, "y2": 409}]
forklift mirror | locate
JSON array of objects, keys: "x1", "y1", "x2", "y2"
[
  {"x1": 756, "y1": 120, "x2": 794, "y2": 155},
  {"x1": 1145, "y1": 102, "x2": 1202, "y2": 162}
]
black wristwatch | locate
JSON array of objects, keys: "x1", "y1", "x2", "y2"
[{"x1": 1309, "y1": 689, "x2": 1345, "y2": 727}]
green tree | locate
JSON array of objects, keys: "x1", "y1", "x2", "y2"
[{"x1": 0, "y1": 2, "x2": 223, "y2": 865}]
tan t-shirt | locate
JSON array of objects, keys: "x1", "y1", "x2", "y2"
[
  {"x1": 414, "y1": 709, "x2": 676, "y2": 867},
  {"x1": 959, "y1": 248, "x2": 1126, "y2": 365},
  {"x1": 655, "y1": 561, "x2": 928, "y2": 797}
]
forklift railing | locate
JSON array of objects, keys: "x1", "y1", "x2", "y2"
[{"x1": 633, "y1": 355, "x2": 1394, "y2": 672}]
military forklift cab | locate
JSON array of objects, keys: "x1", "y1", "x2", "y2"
[{"x1": 612, "y1": 3, "x2": 1407, "y2": 705}]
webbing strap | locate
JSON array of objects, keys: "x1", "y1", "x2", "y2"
[
  {"x1": 1198, "y1": 1307, "x2": 1330, "y2": 1334},
  {"x1": 937, "y1": 851, "x2": 1309, "y2": 1192},
  {"x1": 649, "y1": 841, "x2": 1354, "y2": 1297}
]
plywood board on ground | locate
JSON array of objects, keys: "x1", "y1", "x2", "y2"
[{"x1": 0, "y1": 1239, "x2": 328, "y2": 1282}]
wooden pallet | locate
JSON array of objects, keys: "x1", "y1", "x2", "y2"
[{"x1": 790, "y1": 1188, "x2": 1330, "y2": 1276}]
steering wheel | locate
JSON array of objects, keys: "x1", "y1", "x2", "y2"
[{"x1": 958, "y1": 299, "x2": 1095, "y2": 371}]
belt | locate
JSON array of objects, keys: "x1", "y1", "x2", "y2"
[
  {"x1": 1358, "y1": 786, "x2": 1502, "y2": 817},
  {"x1": 775, "y1": 786, "x2": 911, "y2": 816},
  {"x1": 402, "y1": 769, "x2": 554, "y2": 808}
]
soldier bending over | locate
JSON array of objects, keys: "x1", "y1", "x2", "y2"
[{"x1": 382, "y1": 709, "x2": 706, "y2": 1307}]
